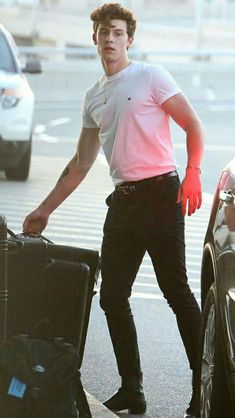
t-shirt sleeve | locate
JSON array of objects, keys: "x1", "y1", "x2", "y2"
[
  {"x1": 150, "y1": 65, "x2": 181, "y2": 105},
  {"x1": 81, "y1": 92, "x2": 98, "y2": 129}
]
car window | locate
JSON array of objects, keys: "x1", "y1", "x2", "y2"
[{"x1": 0, "y1": 31, "x2": 16, "y2": 73}]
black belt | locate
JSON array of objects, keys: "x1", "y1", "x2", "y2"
[{"x1": 115, "y1": 171, "x2": 178, "y2": 196}]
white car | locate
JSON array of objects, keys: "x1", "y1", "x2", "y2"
[{"x1": 0, "y1": 24, "x2": 41, "y2": 180}]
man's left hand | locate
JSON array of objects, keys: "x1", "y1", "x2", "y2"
[{"x1": 177, "y1": 168, "x2": 202, "y2": 216}]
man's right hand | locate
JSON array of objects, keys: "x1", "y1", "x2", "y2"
[{"x1": 23, "y1": 207, "x2": 49, "y2": 236}]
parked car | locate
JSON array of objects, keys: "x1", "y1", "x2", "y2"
[
  {"x1": 0, "y1": 24, "x2": 41, "y2": 180},
  {"x1": 200, "y1": 156, "x2": 235, "y2": 417}
]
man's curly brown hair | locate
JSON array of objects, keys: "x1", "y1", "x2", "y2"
[{"x1": 90, "y1": 3, "x2": 136, "y2": 37}]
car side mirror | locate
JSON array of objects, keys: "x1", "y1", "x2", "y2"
[{"x1": 22, "y1": 58, "x2": 42, "y2": 74}]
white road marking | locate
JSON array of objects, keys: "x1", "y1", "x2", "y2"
[
  {"x1": 35, "y1": 133, "x2": 58, "y2": 143},
  {"x1": 192, "y1": 73, "x2": 201, "y2": 87},
  {"x1": 209, "y1": 104, "x2": 235, "y2": 111},
  {"x1": 174, "y1": 143, "x2": 235, "y2": 152},
  {"x1": 205, "y1": 86, "x2": 217, "y2": 101},
  {"x1": 34, "y1": 124, "x2": 46, "y2": 134},
  {"x1": 49, "y1": 117, "x2": 71, "y2": 126}
]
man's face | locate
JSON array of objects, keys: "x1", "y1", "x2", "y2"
[{"x1": 93, "y1": 19, "x2": 133, "y2": 62}]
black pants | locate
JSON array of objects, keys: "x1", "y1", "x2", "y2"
[{"x1": 100, "y1": 174, "x2": 202, "y2": 378}]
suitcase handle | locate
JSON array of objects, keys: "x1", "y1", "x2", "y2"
[
  {"x1": 7, "y1": 228, "x2": 54, "y2": 244},
  {"x1": 40, "y1": 234, "x2": 54, "y2": 244}
]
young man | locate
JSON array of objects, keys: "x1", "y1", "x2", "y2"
[{"x1": 23, "y1": 3, "x2": 204, "y2": 417}]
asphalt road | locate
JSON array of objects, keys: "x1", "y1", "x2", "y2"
[{"x1": 1, "y1": 57, "x2": 235, "y2": 418}]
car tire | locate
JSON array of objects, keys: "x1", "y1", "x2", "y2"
[
  {"x1": 200, "y1": 286, "x2": 233, "y2": 418},
  {"x1": 5, "y1": 140, "x2": 32, "y2": 181}
]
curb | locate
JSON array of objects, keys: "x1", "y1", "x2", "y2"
[{"x1": 86, "y1": 392, "x2": 118, "y2": 418}]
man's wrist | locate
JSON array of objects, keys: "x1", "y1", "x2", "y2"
[
  {"x1": 38, "y1": 202, "x2": 51, "y2": 217},
  {"x1": 186, "y1": 165, "x2": 201, "y2": 174}
]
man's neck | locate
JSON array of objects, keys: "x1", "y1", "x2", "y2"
[{"x1": 102, "y1": 58, "x2": 130, "y2": 77}]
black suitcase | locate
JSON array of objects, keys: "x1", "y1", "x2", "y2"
[
  {"x1": 6, "y1": 229, "x2": 100, "y2": 366},
  {"x1": 0, "y1": 215, "x2": 100, "y2": 417}
]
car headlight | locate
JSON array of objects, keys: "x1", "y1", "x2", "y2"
[{"x1": 1, "y1": 89, "x2": 21, "y2": 109}]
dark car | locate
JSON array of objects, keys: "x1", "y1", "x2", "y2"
[
  {"x1": 199, "y1": 156, "x2": 235, "y2": 417},
  {"x1": 0, "y1": 24, "x2": 41, "y2": 180}
]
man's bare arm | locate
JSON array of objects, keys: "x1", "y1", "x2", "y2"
[
  {"x1": 162, "y1": 92, "x2": 204, "y2": 168},
  {"x1": 23, "y1": 127, "x2": 100, "y2": 234},
  {"x1": 162, "y1": 93, "x2": 205, "y2": 216}
]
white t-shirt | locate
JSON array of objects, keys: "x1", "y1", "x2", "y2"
[{"x1": 82, "y1": 61, "x2": 181, "y2": 185}]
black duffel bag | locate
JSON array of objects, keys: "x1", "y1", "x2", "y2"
[{"x1": 0, "y1": 335, "x2": 92, "y2": 418}]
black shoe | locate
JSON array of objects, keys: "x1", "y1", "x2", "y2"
[
  {"x1": 103, "y1": 387, "x2": 147, "y2": 414},
  {"x1": 184, "y1": 367, "x2": 200, "y2": 418}
]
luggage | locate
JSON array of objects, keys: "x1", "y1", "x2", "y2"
[
  {"x1": 0, "y1": 336, "x2": 81, "y2": 418},
  {"x1": 0, "y1": 215, "x2": 100, "y2": 418}
]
